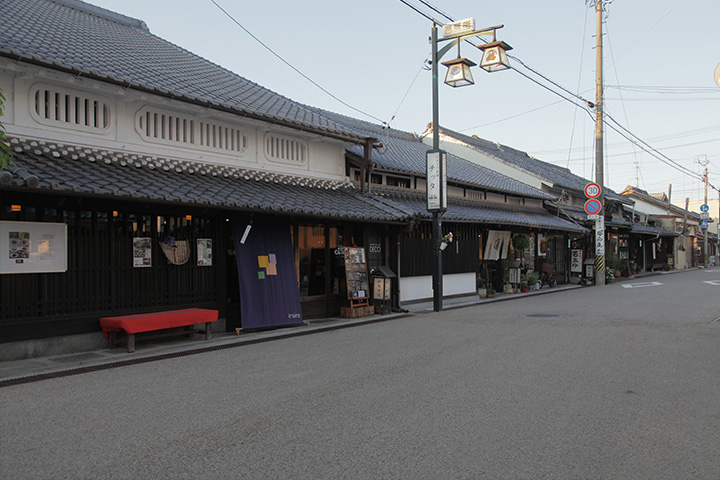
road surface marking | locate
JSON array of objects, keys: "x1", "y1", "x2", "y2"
[{"x1": 622, "y1": 281, "x2": 663, "y2": 289}]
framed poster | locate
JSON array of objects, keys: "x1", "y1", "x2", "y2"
[
  {"x1": 133, "y1": 237, "x2": 152, "y2": 267},
  {"x1": 197, "y1": 238, "x2": 213, "y2": 266},
  {"x1": 344, "y1": 247, "x2": 369, "y2": 299},
  {"x1": 0, "y1": 221, "x2": 67, "y2": 274}
]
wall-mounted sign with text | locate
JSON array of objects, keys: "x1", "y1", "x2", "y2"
[
  {"x1": 0, "y1": 221, "x2": 68, "y2": 274},
  {"x1": 426, "y1": 149, "x2": 448, "y2": 213}
]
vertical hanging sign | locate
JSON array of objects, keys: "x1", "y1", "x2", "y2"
[
  {"x1": 595, "y1": 218, "x2": 605, "y2": 256},
  {"x1": 426, "y1": 149, "x2": 447, "y2": 213}
]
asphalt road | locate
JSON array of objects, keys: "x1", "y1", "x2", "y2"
[{"x1": 2, "y1": 269, "x2": 720, "y2": 479}]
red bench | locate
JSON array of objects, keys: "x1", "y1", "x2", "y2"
[{"x1": 100, "y1": 308, "x2": 219, "y2": 353}]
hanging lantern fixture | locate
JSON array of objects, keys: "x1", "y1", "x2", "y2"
[{"x1": 442, "y1": 57, "x2": 476, "y2": 88}]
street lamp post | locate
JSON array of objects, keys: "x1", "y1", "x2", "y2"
[{"x1": 428, "y1": 20, "x2": 511, "y2": 311}]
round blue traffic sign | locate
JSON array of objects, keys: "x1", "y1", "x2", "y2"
[
  {"x1": 584, "y1": 199, "x2": 602, "y2": 215},
  {"x1": 700, "y1": 204, "x2": 709, "y2": 213}
]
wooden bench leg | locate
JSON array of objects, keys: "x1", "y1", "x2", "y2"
[
  {"x1": 205, "y1": 322, "x2": 212, "y2": 340},
  {"x1": 127, "y1": 333, "x2": 136, "y2": 353}
]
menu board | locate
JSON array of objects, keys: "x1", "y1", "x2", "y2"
[
  {"x1": 344, "y1": 247, "x2": 369, "y2": 299},
  {"x1": 0, "y1": 221, "x2": 67, "y2": 274}
]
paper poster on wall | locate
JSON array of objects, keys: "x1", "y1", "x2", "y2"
[
  {"x1": 0, "y1": 221, "x2": 67, "y2": 274},
  {"x1": 133, "y1": 237, "x2": 152, "y2": 267},
  {"x1": 197, "y1": 238, "x2": 213, "y2": 266}
]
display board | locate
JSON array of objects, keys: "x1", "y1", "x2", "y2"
[
  {"x1": 344, "y1": 247, "x2": 369, "y2": 300},
  {"x1": 0, "y1": 221, "x2": 67, "y2": 274}
]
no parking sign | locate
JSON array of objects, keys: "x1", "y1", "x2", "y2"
[{"x1": 584, "y1": 199, "x2": 602, "y2": 215}]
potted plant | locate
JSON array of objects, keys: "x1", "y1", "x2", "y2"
[
  {"x1": 440, "y1": 231, "x2": 454, "y2": 251},
  {"x1": 512, "y1": 234, "x2": 530, "y2": 258},
  {"x1": 486, "y1": 288, "x2": 496, "y2": 298},
  {"x1": 477, "y1": 276, "x2": 487, "y2": 298},
  {"x1": 605, "y1": 266, "x2": 615, "y2": 283},
  {"x1": 607, "y1": 254, "x2": 623, "y2": 277},
  {"x1": 524, "y1": 272, "x2": 539, "y2": 292}
]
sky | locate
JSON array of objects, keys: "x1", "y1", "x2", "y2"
[{"x1": 87, "y1": 0, "x2": 720, "y2": 205}]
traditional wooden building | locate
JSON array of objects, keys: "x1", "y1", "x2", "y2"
[
  {"x1": 330, "y1": 113, "x2": 587, "y2": 301},
  {"x1": 0, "y1": 0, "x2": 414, "y2": 358},
  {"x1": 1, "y1": 0, "x2": 588, "y2": 360},
  {"x1": 426, "y1": 127, "x2": 635, "y2": 283},
  {"x1": 621, "y1": 186, "x2": 707, "y2": 271}
]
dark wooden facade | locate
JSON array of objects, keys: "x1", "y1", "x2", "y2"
[
  {"x1": 0, "y1": 190, "x2": 395, "y2": 343},
  {"x1": 1, "y1": 191, "x2": 225, "y2": 342}
]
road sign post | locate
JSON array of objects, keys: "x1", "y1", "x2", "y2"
[{"x1": 585, "y1": 183, "x2": 605, "y2": 285}]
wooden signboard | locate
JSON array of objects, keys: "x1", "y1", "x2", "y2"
[{"x1": 342, "y1": 247, "x2": 373, "y2": 317}]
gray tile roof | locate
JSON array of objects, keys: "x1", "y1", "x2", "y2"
[
  {"x1": 370, "y1": 189, "x2": 588, "y2": 233},
  {"x1": 309, "y1": 109, "x2": 555, "y2": 201},
  {"x1": 3, "y1": 137, "x2": 409, "y2": 222},
  {"x1": 0, "y1": 0, "x2": 365, "y2": 142},
  {"x1": 621, "y1": 185, "x2": 702, "y2": 221},
  {"x1": 630, "y1": 223, "x2": 678, "y2": 237},
  {"x1": 438, "y1": 127, "x2": 629, "y2": 203}
]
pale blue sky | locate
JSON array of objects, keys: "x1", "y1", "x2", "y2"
[{"x1": 89, "y1": 0, "x2": 720, "y2": 203}]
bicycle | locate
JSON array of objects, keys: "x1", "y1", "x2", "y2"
[{"x1": 540, "y1": 261, "x2": 557, "y2": 288}]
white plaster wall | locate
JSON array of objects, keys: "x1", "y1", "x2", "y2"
[
  {"x1": 424, "y1": 133, "x2": 544, "y2": 189},
  {"x1": 0, "y1": 69, "x2": 13, "y2": 125},
  {"x1": 1, "y1": 61, "x2": 350, "y2": 181},
  {"x1": 399, "y1": 272, "x2": 476, "y2": 303}
]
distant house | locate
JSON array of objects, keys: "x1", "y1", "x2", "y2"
[{"x1": 621, "y1": 186, "x2": 712, "y2": 270}]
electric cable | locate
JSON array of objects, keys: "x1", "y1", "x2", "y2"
[{"x1": 210, "y1": 0, "x2": 386, "y2": 125}]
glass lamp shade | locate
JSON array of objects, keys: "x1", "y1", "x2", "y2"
[
  {"x1": 478, "y1": 40, "x2": 513, "y2": 72},
  {"x1": 441, "y1": 57, "x2": 476, "y2": 88}
]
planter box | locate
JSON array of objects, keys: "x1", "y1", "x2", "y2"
[{"x1": 340, "y1": 306, "x2": 375, "y2": 318}]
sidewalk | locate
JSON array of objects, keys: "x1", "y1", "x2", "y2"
[{"x1": 1, "y1": 279, "x2": 643, "y2": 386}]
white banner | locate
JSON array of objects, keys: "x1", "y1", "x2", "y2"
[
  {"x1": 484, "y1": 230, "x2": 511, "y2": 261},
  {"x1": 500, "y1": 231, "x2": 512, "y2": 260}
]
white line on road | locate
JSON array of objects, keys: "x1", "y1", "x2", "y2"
[
  {"x1": 622, "y1": 281, "x2": 663, "y2": 289},
  {"x1": 703, "y1": 280, "x2": 720, "y2": 286}
]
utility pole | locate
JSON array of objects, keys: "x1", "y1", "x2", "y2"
[
  {"x1": 593, "y1": 0, "x2": 606, "y2": 286},
  {"x1": 697, "y1": 155, "x2": 709, "y2": 266}
]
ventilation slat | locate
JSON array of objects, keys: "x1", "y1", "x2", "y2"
[{"x1": 264, "y1": 134, "x2": 307, "y2": 164}]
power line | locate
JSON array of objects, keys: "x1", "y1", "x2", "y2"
[
  {"x1": 603, "y1": 111, "x2": 703, "y2": 180},
  {"x1": 567, "y1": 4, "x2": 590, "y2": 169},
  {"x1": 459, "y1": 100, "x2": 565, "y2": 131},
  {"x1": 534, "y1": 124, "x2": 720, "y2": 155},
  {"x1": 606, "y1": 85, "x2": 720, "y2": 94},
  {"x1": 209, "y1": 0, "x2": 385, "y2": 125},
  {"x1": 389, "y1": 56, "x2": 430, "y2": 127},
  {"x1": 397, "y1": 0, "x2": 718, "y2": 191}
]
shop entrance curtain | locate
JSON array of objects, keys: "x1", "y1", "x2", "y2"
[{"x1": 232, "y1": 219, "x2": 303, "y2": 329}]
